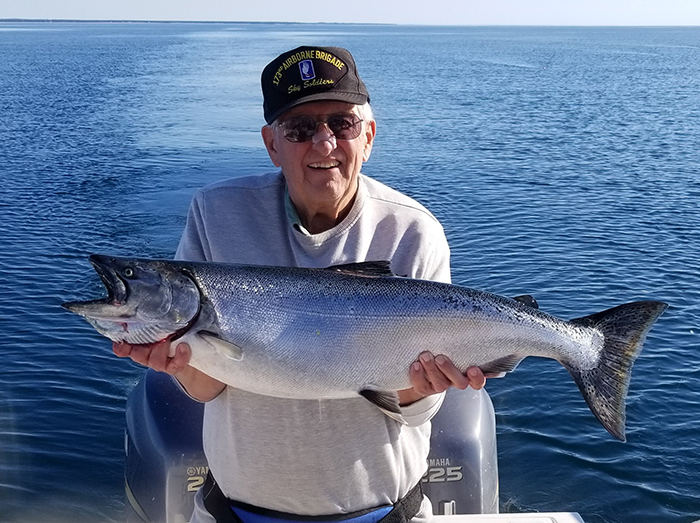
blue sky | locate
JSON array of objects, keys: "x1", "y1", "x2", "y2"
[{"x1": 2, "y1": 0, "x2": 700, "y2": 25}]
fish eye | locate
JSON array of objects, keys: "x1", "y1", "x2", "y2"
[{"x1": 123, "y1": 267, "x2": 135, "y2": 278}]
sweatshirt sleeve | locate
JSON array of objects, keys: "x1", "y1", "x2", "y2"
[
  {"x1": 420, "y1": 230, "x2": 452, "y2": 284},
  {"x1": 400, "y1": 392, "x2": 446, "y2": 427},
  {"x1": 175, "y1": 192, "x2": 211, "y2": 262}
]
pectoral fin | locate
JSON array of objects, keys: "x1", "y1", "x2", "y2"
[
  {"x1": 197, "y1": 331, "x2": 244, "y2": 361},
  {"x1": 359, "y1": 389, "x2": 407, "y2": 424}
]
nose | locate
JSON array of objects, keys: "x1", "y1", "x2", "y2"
[{"x1": 311, "y1": 123, "x2": 337, "y2": 150}]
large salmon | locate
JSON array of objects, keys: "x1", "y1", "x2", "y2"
[{"x1": 63, "y1": 254, "x2": 667, "y2": 440}]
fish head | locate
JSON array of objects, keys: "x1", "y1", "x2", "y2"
[{"x1": 62, "y1": 254, "x2": 201, "y2": 345}]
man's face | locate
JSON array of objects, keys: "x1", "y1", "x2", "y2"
[{"x1": 261, "y1": 101, "x2": 376, "y2": 221}]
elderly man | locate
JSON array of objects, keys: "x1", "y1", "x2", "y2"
[{"x1": 114, "y1": 46, "x2": 487, "y2": 523}]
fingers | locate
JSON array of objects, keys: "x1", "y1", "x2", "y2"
[
  {"x1": 465, "y1": 366, "x2": 487, "y2": 390},
  {"x1": 166, "y1": 343, "x2": 192, "y2": 374},
  {"x1": 434, "y1": 355, "x2": 472, "y2": 390},
  {"x1": 112, "y1": 340, "x2": 191, "y2": 375},
  {"x1": 410, "y1": 356, "x2": 442, "y2": 396},
  {"x1": 410, "y1": 352, "x2": 487, "y2": 394},
  {"x1": 410, "y1": 352, "x2": 453, "y2": 395},
  {"x1": 112, "y1": 342, "x2": 133, "y2": 358},
  {"x1": 423, "y1": 352, "x2": 454, "y2": 392}
]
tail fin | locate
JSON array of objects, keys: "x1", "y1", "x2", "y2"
[{"x1": 564, "y1": 300, "x2": 668, "y2": 441}]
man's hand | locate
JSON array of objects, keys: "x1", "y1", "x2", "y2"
[
  {"x1": 113, "y1": 341, "x2": 226, "y2": 402},
  {"x1": 113, "y1": 339, "x2": 191, "y2": 374},
  {"x1": 397, "y1": 352, "x2": 487, "y2": 406}
]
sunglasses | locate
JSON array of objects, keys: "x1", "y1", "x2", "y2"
[{"x1": 276, "y1": 113, "x2": 364, "y2": 143}]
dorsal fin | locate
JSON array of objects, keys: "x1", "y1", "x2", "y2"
[{"x1": 325, "y1": 261, "x2": 396, "y2": 278}]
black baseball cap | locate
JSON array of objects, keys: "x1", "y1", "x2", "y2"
[{"x1": 261, "y1": 46, "x2": 370, "y2": 124}]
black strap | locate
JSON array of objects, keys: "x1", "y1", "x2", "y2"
[
  {"x1": 375, "y1": 481, "x2": 423, "y2": 523},
  {"x1": 202, "y1": 472, "x2": 241, "y2": 523},
  {"x1": 202, "y1": 472, "x2": 424, "y2": 523}
]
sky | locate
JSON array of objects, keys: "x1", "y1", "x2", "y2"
[{"x1": 1, "y1": 0, "x2": 700, "y2": 26}]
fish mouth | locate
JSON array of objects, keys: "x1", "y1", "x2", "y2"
[
  {"x1": 62, "y1": 254, "x2": 128, "y2": 314},
  {"x1": 88, "y1": 254, "x2": 128, "y2": 305}
]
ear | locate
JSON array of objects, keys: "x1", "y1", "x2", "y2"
[
  {"x1": 362, "y1": 119, "x2": 376, "y2": 162},
  {"x1": 261, "y1": 125, "x2": 281, "y2": 167}
]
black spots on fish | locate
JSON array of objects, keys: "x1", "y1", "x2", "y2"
[
  {"x1": 472, "y1": 303, "x2": 485, "y2": 314},
  {"x1": 563, "y1": 300, "x2": 667, "y2": 441},
  {"x1": 443, "y1": 294, "x2": 472, "y2": 311},
  {"x1": 322, "y1": 280, "x2": 338, "y2": 293},
  {"x1": 424, "y1": 286, "x2": 484, "y2": 314}
]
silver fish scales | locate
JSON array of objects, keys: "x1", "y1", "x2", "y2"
[{"x1": 63, "y1": 255, "x2": 667, "y2": 441}]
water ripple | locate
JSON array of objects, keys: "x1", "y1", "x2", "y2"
[{"x1": 1, "y1": 22, "x2": 699, "y2": 523}]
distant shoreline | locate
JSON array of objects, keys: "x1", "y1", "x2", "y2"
[
  {"x1": 0, "y1": 19, "x2": 392, "y2": 25},
  {"x1": 1, "y1": 19, "x2": 698, "y2": 27}
]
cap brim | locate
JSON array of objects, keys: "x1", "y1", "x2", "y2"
[{"x1": 266, "y1": 91, "x2": 369, "y2": 124}]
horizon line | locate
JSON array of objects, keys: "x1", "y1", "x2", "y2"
[{"x1": 2, "y1": 18, "x2": 699, "y2": 27}]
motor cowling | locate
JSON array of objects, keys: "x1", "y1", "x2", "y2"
[{"x1": 125, "y1": 370, "x2": 498, "y2": 522}]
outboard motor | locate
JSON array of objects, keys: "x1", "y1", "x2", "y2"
[
  {"x1": 125, "y1": 371, "x2": 206, "y2": 523},
  {"x1": 422, "y1": 386, "x2": 498, "y2": 514},
  {"x1": 125, "y1": 370, "x2": 499, "y2": 522}
]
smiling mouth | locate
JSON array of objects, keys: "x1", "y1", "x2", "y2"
[{"x1": 308, "y1": 160, "x2": 340, "y2": 170}]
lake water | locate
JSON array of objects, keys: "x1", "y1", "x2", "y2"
[{"x1": 0, "y1": 22, "x2": 698, "y2": 523}]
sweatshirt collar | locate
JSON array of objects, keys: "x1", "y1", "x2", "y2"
[{"x1": 284, "y1": 176, "x2": 367, "y2": 242}]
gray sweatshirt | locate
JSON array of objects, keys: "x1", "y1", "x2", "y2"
[{"x1": 176, "y1": 172, "x2": 451, "y2": 522}]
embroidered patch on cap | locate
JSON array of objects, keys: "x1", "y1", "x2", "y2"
[{"x1": 299, "y1": 59, "x2": 315, "y2": 81}]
